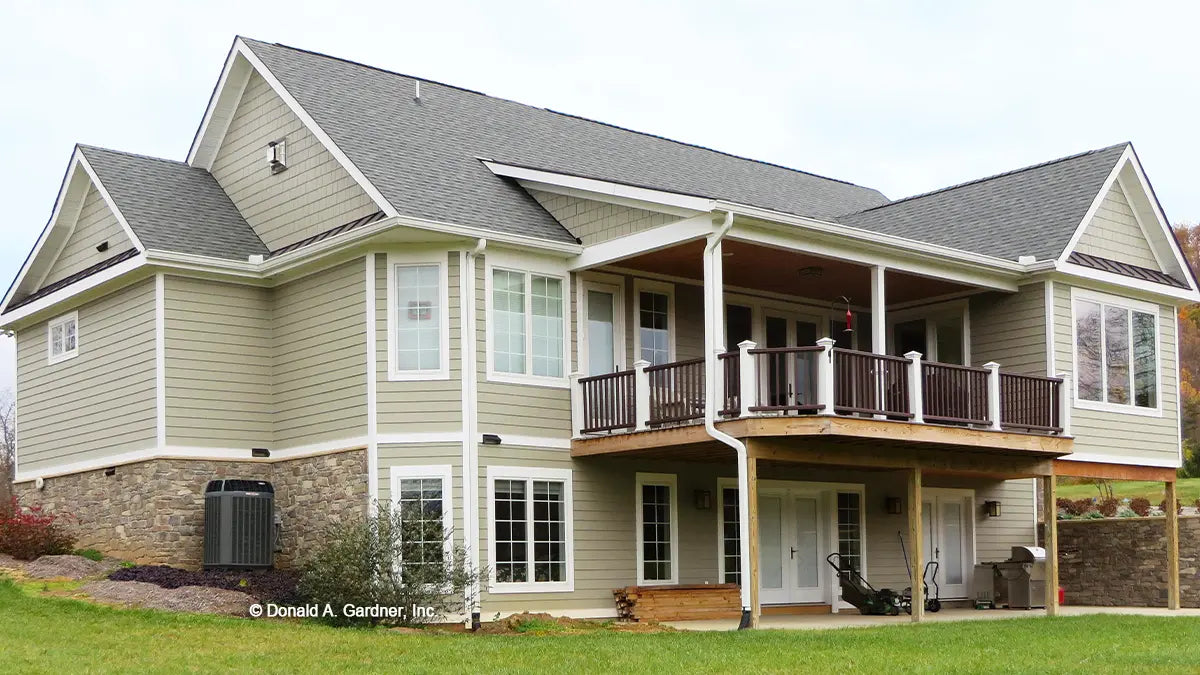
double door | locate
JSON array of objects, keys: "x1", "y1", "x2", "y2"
[{"x1": 757, "y1": 488, "x2": 828, "y2": 604}]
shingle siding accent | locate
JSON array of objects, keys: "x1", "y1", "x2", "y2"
[
  {"x1": 41, "y1": 185, "x2": 132, "y2": 288},
  {"x1": 209, "y1": 71, "x2": 381, "y2": 252},
  {"x1": 1074, "y1": 182, "x2": 1161, "y2": 270},
  {"x1": 529, "y1": 190, "x2": 681, "y2": 246},
  {"x1": 15, "y1": 278, "x2": 157, "y2": 473}
]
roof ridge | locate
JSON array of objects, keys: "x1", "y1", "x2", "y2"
[
  {"x1": 240, "y1": 38, "x2": 883, "y2": 193},
  {"x1": 843, "y1": 142, "x2": 1130, "y2": 216}
]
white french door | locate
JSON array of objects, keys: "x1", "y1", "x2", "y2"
[
  {"x1": 580, "y1": 281, "x2": 624, "y2": 377},
  {"x1": 757, "y1": 488, "x2": 828, "y2": 605},
  {"x1": 921, "y1": 489, "x2": 974, "y2": 599}
]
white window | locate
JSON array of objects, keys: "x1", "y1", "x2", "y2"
[
  {"x1": 636, "y1": 473, "x2": 678, "y2": 585},
  {"x1": 486, "y1": 466, "x2": 573, "y2": 593},
  {"x1": 389, "y1": 465, "x2": 453, "y2": 582},
  {"x1": 387, "y1": 253, "x2": 450, "y2": 380},
  {"x1": 1072, "y1": 290, "x2": 1159, "y2": 414},
  {"x1": 486, "y1": 257, "x2": 569, "y2": 386},
  {"x1": 634, "y1": 279, "x2": 674, "y2": 366},
  {"x1": 47, "y1": 311, "x2": 79, "y2": 364}
]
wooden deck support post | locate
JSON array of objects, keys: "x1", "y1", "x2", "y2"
[
  {"x1": 1166, "y1": 480, "x2": 1180, "y2": 610},
  {"x1": 1042, "y1": 474, "x2": 1059, "y2": 616},
  {"x1": 747, "y1": 453, "x2": 761, "y2": 628},
  {"x1": 907, "y1": 467, "x2": 924, "y2": 623}
]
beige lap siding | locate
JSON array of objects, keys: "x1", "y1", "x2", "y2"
[
  {"x1": 1074, "y1": 183, "x2": 1162, "y2": 270},
  {"x1": 164, "y1": 276, "x2": 272, "y2": 448},
  {"x1": 377, "y1": 442, "x2": 464, "y2": 547},
  {"x1": 1053, "y1": 282, "x2": 1180, "y2": 466},
  {"x1": 527, "y1": 190, "x2": 682, "y2": 246},
  {"x1": 40, "y1": 185, "x2": 133, "y2": 288},
  {"x1": 15, "y1": 278, "x2": 156, "y2": 474},
  {"x1": 273, "y1": 259, "x2": 368, "y2": 447},
  {"x1": 209, "y1": 71, "x2": 380, "y2": 252},
  {"x1": 970, "y1": 283, "x2": 1048, "y2": 374},
  {"x1": 375, "y1": 251, "x2": 463, "y2": 434}
]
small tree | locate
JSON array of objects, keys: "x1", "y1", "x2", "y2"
[
  {"x1": 297, "y1": 501, "x2": 484, "y2": 627},
  {"x1": 0, "y1": 389, "x2": 14, "y2": 510}
]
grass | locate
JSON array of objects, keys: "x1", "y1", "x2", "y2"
[
  {"x1": 3, "y1": 577, "x2": 1200, "y2": 673},
  {"x1": 1057, "y1": 477, "x2": 1200, "y2": 504}
]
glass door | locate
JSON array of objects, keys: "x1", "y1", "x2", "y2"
[
  {"x1": 921, "y1": 491, "x2": 972, "y2": 599},
  {"x1": 791, "y1": 495, "x2": 825, "y2": 603},
  {"x1": 757, "y1": 492, "x2": 788, "y2": 604},
  {"x1": 583, "y1": 283, "x2": 621, "y2": 377}
]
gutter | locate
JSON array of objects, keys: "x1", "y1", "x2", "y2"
[{"x1": 701, "y1": 211, "x2": 754, "y2": 629}]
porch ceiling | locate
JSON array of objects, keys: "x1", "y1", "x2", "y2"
[{"x1": 615, "y1": 239, "x2": 976, "y2": 305}]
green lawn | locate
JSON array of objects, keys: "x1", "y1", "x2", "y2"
[
  {"x1": 1057, "y1": 477, "x2": 1200, "y2": 504},
  {"x1": 3, "y1": 578, "x2": 1200, "y2": 673}
]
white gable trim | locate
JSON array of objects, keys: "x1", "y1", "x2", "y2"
[
  {"x1": 186, "y1": 39, "x2": 398, "y2": 219},
  {"x1": 1113, "y1": 174, "x2": 1170, "y2": 273},
  {"x1": 482, "y1": 160, "x2": 714, "y2": 216},
  {"x1": 0, "y1": 149, "x2": 144, "y2": 316},
  {"x1": 1055, "y1": 146, "x2": 1197, "y2": 294}
]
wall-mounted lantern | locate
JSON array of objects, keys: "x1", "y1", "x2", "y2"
[
  {"x1": 885, "y1": 497, "x2": 903, "y2": 515},
  {"x1": 985, "y1": 500, "x2": 1002, "y2": 518}
]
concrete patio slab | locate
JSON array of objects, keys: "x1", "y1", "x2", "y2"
[{"x1": 666, "y1": 606, "x2": 1200, "y2": 631}]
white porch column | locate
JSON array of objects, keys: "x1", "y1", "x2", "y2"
[
  {"x1": 984, "y1": 361, "x2": 1002, "y2": 431},
  {"x1": 817, "y1": 337, "x2": 836, "y2": 415},
  {"x1": 633, "y1": 359, "x2": 651, "y2": 432},
  {"x1": 871, "y1": 265, "x2": 886, "y2": 354},
  {"x1": 905, "y1": 351, "x2": 924, "y2": 424},
  {"x1": 738, "y1": 340, "x2": 757, "y2": 418},
  {"x1": 1056, "y1": 372, "x2": 1072, "y2": 436},
  {"x1": 569, "y1": 371, "x2": 584, "y2": 437}
]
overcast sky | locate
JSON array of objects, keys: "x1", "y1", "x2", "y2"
[{"x1": 1, "y1": 0, "x2": 1198, "y2": 392}]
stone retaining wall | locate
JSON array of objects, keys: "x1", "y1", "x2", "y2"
[
  {"x1": 1039, "y1": 517, "x2": 1200, "y2": 608},
  {"x1": 13, "y1": 449, "x2": 368, "y2": 569}
]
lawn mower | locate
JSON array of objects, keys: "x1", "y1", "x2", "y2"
[
  {"x1": 898, "y1": 531, "x2": 942, "y2": 614},
  {"x1": 826, "y1": 552, "x2": 902, "y2": 616}
]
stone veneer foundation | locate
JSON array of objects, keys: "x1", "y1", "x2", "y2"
[{"x1": 13, "y1": 449, "x2": 368, "y2": 569}]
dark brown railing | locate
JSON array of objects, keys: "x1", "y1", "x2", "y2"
[
  {"x1": 1000, "y1": 372, "x2": 1062, "y2": 433},
  {"x1": 647, "y1": 358, "x2": 706, "y2": 426},
  {"x1": 747, "y1": 347, "x2": 824, "y2": 413},
  {"x1": 922, "y1": 361, "x2": 991, "y2": 426},
  {"x1": 579, "y1": 369, "x2": 636, "y2": 433},
  {"x1": 832, "y1": 349, "x2": 913, "y2": 418},
  {"x1": 719, "y1": 351, "x2": 740, "y2": 416}
]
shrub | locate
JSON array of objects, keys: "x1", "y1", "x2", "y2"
[
  {"x1": 1058, "y1": 498, "x2": 1094, "y2": 517},
  {"x1": 1194, "y1": 498, "x2": 1200, "y2": 510},
  {"x1": 1158, "y1": 498, "x2": 1183, "y2": 515},
  {"x1": 296, "y1": 501, "x2": 485, "y2": 627},
  {"x1": 0, "y1": 497, "x2": 76, "y2": 560},
  {"x1": 1097, "y1": 498, "x2": 1120, "y2": 517},
  {"x1": 74, "y1": 549, "x2": 104, "y2": 562},
  {"x1": 1130, "y1": 497, "x2": 1152, "y2": 517}
]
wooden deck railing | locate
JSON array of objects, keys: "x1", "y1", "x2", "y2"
[
  {"x1": 922, "y1": 361, "x2": 991, "y2": 426},
  {"x1": 1000, "y1": 372, "x2": 1063, "y2": 433},
  {"x1": 647, "y1": 358, "x2": 706, "y2": 426},
  {"x1": 832, "y1": 349, "x2": 913, "y2": 419},
  {"x1": 571, "y1": 343, "x2": 1070, "y2": 439},
  {"x1": 578, "y1": 369, "x2": 636, "y2": 433}
]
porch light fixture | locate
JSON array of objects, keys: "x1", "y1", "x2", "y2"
[
  {"x1": 694, "y1": 490, "x2": 712, "y2": 510},
  {"x1": 985, "y1": 500, "x2": 1002, "y2": 518},
  {"x1": 885, "y1": 497, "x2": 902, "y2": 515}
]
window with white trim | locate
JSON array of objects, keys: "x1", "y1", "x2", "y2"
[
  {"x1": 488, "y1": 466, "x2": 573, "y2": 592},
  {"x1": 634, "y1": 279, "x2": 674, "y2": 366},
  {"x1": 47, "y1": 312, "x2": 79, "y2": 364},
  {"x1": 1074, "y1": 297, "x2": 1158, "y2": 409},
  {"x1": 490, "y1": 268, "x2": 565, "y2": 380},
  {"x1": 387, "y1": 255, "x2": 449, "y2": 380},
  {"x1": 636, "y1": 473, "x2": 678, "y2": 585},
  {"x1": 389, "y1": 465, "x2": 452, "y2": 583}
]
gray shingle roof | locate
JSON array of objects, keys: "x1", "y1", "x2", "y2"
[
  {"x1": 79, "y1": 145, "x2": 268, "y2": 260},
  {"x1": 240, "y1": 39, "x2": 891, "y2": 244},
  {"x1": 836, "y1": 144, "x2": 1128, "y2": 262}
]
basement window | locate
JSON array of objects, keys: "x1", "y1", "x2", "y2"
[
  {"x1": 47, "y1": 311, "x2": 79, "y2": 364},
  {"x1": 487, "y1": 466, "x2": 574, "y2": 593}
]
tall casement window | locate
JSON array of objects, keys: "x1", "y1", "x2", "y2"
[
  {"x1": 721, "y1": 487, "x2": 741, "y2": 584},
  {"x1": 1074, "y1": 292, "x2": 1159, "y2": 412},
  {"x1": 635, "y1": 280, "x2": 674, "y2": 366},
  {"x1": 388, "y1": 253, "x2": 449, "y2": 380},
  {"x1": 389, "y1": 466, "x2": 452, "y2": 582},
  {"x1": 636, "y1": 473, "x2": 679, "y2": 585},
  {"x1": 489, "y1": 264, "x2": 567, "y2": 384},
  {"x1": 47, "y1": 311, "x2": 79, "y2": 364},
  {"x1": 487, "y1": 466, "x2": 573, "y2": 593},
  {"x1": 836, "y1": 492, "x2": 863, "y2": 573}
]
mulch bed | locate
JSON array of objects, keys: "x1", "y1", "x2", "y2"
[
  {"x1": 107, "y1": 565, "x2": 300, "y2": 604},
  {"x1": 81, "y1": 579, "x2": 255, "y2": 616},
  {"x1": 476, "y1": 612, "x2": 674, "y2": 634},
  {"x1": 23, "y1": 555, "x2": 123, "y2": 580}
]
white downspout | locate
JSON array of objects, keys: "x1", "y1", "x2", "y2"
[
  {"x1": 462, "y1": 238, "x2": 485, "y2": 629},
  {"x1": 702, "y1": 211, "x2": 753, "y2": 629}
]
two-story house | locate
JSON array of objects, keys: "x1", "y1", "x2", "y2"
[{"x1": 3, "y1": 37, "x2": 1195, "y2": 627}]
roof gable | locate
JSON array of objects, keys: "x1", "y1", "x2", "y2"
[
  {"x1": 39, "y1": 183, "x2": 133, "y2": 288},
  {"x1": 1072, "y1": 181, "x2": 1162, "y2": 270}
]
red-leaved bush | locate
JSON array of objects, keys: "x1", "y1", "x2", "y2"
[
  {"x1": 1129, "y1": 497, "x2": 1152, "y2": 517},
  {"x1": 0, "y1": 497, "x2": 77, "y2": 560}
]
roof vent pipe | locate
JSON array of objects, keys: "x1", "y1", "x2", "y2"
[{"x1": 414, "y1": 80, "x2": 421, "y2": 102}]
